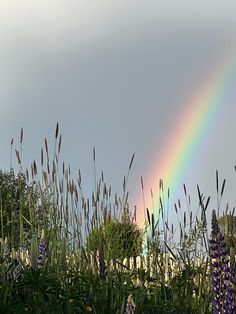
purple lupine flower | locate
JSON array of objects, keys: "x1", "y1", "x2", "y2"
[
  {"x1": 210, "y1": 210, "x2": 235, "y2": 314},
  {"x1": 124, "y1": 294, "x2": 136, "y2": 314},
  {"x1": 3, "y1": 239, "x2": 10, "y2": 261},
  {"x1": 2, "y1": 239, "x2": 23, "y2": 283},
  {"x1": 12, "y1": 262, "x2": 22, "y2": 282},
  {"x1": 229, "y1": 249, "x2": 236, "y2": 312},
  {"x1": 37, "y1": 232, "x2": 48, "y2": 269},
  {"x1": 2, "y1": 238, "x2": 12, "y2": 281}
]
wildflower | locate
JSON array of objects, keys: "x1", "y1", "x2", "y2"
[
  {"x1": 37, "y1": 230, "x2": 48, "y2": 269},
  {"x1": 2, "y1": 238, "x2": 11, "y2": 277},
  {"x1": 1, "y1": 238, "x2": 15, "y2": 282},
  {"x1": 124, "y1": 294, "x2": 136, "y2": 314},
  {"x1": 12, "y1": 260, "x2": 22, "y2": 282},
  {"x1": 210, "y1": 210, "x2": 235, "y2": 314}
]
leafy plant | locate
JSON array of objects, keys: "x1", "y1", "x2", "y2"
[{"x1": 87, "y1": 219, "x2": 143, "y2": 260}]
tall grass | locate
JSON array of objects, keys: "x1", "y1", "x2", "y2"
[{"x1": 0, "y1": 124, "x2": 235, "y2": 313}]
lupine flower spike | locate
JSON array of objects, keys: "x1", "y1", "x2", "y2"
[
  {"x1": 37, "y1": 230, "x2": 48, "y2": 269},
  {"x1": 2, "y1": 237, "x2": 12, "y2": 281},
  {"x1": 124, "y1": 294, "x2": 136, "y2": 314},
  {"x1": 210, "y1": 209, "x2": 235, "y2": 314},
  {"x1": 1, "y1": 238, "x2": 22, "y2": 283}
]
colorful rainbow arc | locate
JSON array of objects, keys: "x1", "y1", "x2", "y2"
[{"x1": 136, "y1": 49, "x2": 236, "y2": 227}]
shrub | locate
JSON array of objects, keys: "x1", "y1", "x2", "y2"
[{"x1": 86, "y1": 219, "x2": 143, "y2": 260}]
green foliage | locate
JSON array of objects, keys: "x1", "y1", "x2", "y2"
[
  {"x1": 0, "y1": 268, "x2": 94, "y2": 313},
  {"x1": 0, "y1": 170, "x2": 32, "y2": 248},
  {"x1": 0, "y1": 169, "x2": 55, "y2": 253},
  {"x1": 86, "y1": 219, "x2": 143, "y2": 259}
]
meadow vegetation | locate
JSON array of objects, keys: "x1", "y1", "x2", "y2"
[{"x1": 0, "y1": 124, "x2": 235, "y2": 313}]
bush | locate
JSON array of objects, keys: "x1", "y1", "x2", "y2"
[{"x1": 86, "y1": 219, "x2": 143, "y2": 260}]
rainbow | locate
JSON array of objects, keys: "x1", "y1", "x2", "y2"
[{"x1": 136, "y1": 48, "x2": 236, "y2": 227}]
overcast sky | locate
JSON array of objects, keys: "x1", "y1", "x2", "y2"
[{"x1": 1, "y1": 1, "x2": 236, "y2": 224}]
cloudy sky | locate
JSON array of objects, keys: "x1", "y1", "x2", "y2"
[{"x1": 1, "y1": 0, "x2": 236, "y2": 224}]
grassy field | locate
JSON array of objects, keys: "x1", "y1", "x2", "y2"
[{"x1": 0, "y1": 125, "x2": 235, "y2": 313}]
